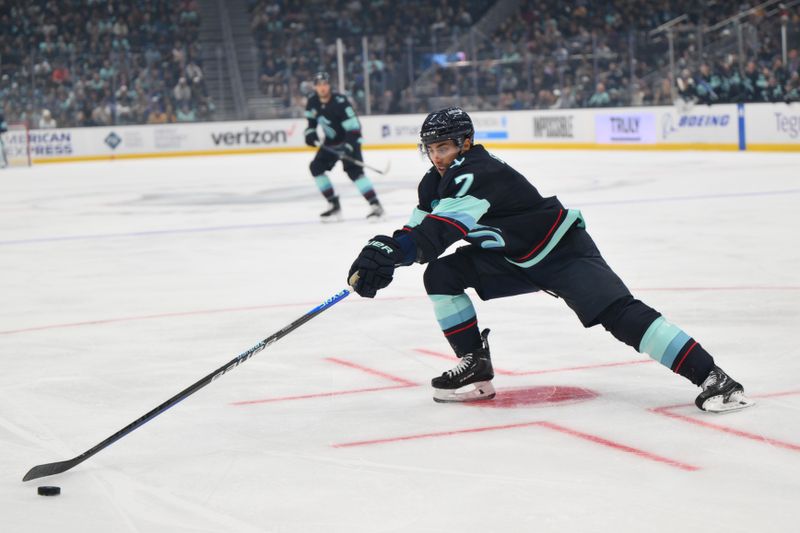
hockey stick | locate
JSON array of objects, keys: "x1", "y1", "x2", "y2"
[
  {"x1": 22, "y1": 288, "x2": 351, "y2": 482},
  {"x1": 315, "y1": 141, "x2": 391, "y2": 175}
]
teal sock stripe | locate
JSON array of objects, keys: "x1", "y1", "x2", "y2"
[
  {"x1": 429, "y1": 294, "x2": 476, "y2": 331},
  {"x1": 639, "y1": 316, "x2": 691, "y2": 368},
  {"x1": 314, "y1": 174, "x2": 333, "y2": 193},
  {"x1": 353, "y1": 175, "x2": 374, "y2": 196}
]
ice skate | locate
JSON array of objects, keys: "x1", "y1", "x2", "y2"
[
  {"x1": 366, "y1": 201, "x2": 385, "y2": 221},
  {"x1": 432, "y1": 328, "x2": 495, "y2": 403},
  {"x1": 695, "y1": 366, "x2": 754, "y2": 413},
  {"x1": 320, "y1": 197, "x2": 342, "y2": 222}
]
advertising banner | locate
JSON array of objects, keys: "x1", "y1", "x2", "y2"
[
  {"x1": 595, "y1": 112, "x2": 656, "y2": 144},
  {"x1": 745, "y1": 102, "x2": 800, "y2": 148},
  {"x1": 26, "y1": 104, "x2": 799, "y2": 164},
  {"x1": 656, "y1": 105, "x2": 739, "y2": 147},
  {"x1": 30, "y1": 119, "x2": 306, "y2": 162}
]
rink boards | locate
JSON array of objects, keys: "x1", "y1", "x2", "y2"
[{"x1": 15, "y1": 102, "x2": 800, "y2": 164}]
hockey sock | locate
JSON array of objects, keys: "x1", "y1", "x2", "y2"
[
  {"x1": 639, "y1": 317, "x2": 715, "y2": 386},
  {"x1": 352, "y1": 175, "x2": 378, "y2": 203},
  {"x1": 598, "y1": 296, "x2": 714, "y2": 386},
  {"x1": 429, "y1": 293, "x2": 481, "y2": 356},
  {"x1": 314, "y1": 174, "x2": 336, "y2": 200}
]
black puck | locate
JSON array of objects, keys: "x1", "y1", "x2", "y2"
[{"x1": 37, "y1": 486, "x2": 61, "y2": 496}]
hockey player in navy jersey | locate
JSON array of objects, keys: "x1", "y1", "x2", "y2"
[
  {"x1": 305, "y1": 72, "x2": 384, "y2": 221},
  {"x1": 347, "y1": 106, "x2": 753, "y2": 413}
]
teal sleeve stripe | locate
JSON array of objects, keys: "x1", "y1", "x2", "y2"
[
  {"x1": 405, "y1": 207, "x2": 429, "y2": 228},
  {"x1": 431, "y1": 196, "x2": 491, "y2": 231},
  {"x1": 639, "y1": 317, "x2": 689, "y2": 367},
  {"x1": 305, "y1": 110, "x2": 316, "y2": 119},
  {"x1": 430, "y1": 294, "x2": 476, "y2": 331},
  {"x1": 353, "y1": 175, "x2": 374, "y2": 195},
  {"x1": 304, "y1": 128, "x2": 316, "y2": 135},
  {"x1": 341, "y1": 116, "x2": 361, "y2": 131},
  {"x1": 506, "y1": 209, "x2": 584, "y2": 268}
]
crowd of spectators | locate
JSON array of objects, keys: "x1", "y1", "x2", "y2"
[
  {"x1": 248, "y1": 0, "x2": 494, "y2": 116},
  {"x1": 420, "y1": 0, "x2": 800, "y2": 111},
  {"x1": 245, "y1": 0, "x2": 800, "y2": 116},
  {"x1": 2, "y1": 0, "x2": 798, "y2": 129},
  {"x1": 0, "y1": 0, "x2": 214, "y2": 129}
]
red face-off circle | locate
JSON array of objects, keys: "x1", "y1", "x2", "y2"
[{"x1": 466, "y1": 386, "x2": 598, "y2": 408}]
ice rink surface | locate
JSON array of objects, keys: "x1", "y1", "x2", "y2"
[{"x1": 1, "y1": 147, "x2": 799, "y2": 532}]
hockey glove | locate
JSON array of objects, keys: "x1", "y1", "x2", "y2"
[
  {"x1": 348, "y1": 235, "x2": 403, "y2": 298},
  {"x1": 305, "y1": 129, "x2": 319, "y2": 147}
]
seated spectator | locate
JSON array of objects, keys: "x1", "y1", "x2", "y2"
[
  {"x1": 259, "y1": 58, "x2": 284, "y2": 97},
  {"x1": 38, "y1": 109, "x2": 57, "y2": 129},
  {"x1": 586, "y1": 82, "x2": 611, "y2": 107},
  {"x1": 785, "y1": 73, "x2": 800, "y2": 102},
  {"x1": 91, "y1": 100, "x2": 112, "y2": 126},
  {"x1": 176, "y1": 102, "x2": 197, "y2": 122},
  {"x1": 147, "y1": 104, "x2": 169, "y2": 124},
  {"x1": 676, "y1": 69, "x2": 696, "y2": 101},
  {"x1": 551, "y1": 87, "x2": 576, "y2": 109},
  {"x1": 185, "y1": 60, "x2": 204, "y2": 86},
  {"x1": 173, "y1": 77, "x2": 192, "y2": 105}
]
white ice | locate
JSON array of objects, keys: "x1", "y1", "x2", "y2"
[{"x1": 1, "y1": 148, "x2": 798, "y2": 533}]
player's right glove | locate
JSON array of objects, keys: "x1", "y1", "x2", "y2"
[
  {"x1": 347, "y1": 235, "x2": 403, "y2": 298},
  {"x1": 304, "y1": 129, "x2": 319, "y2": 147}
]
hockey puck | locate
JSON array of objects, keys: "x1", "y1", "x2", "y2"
[{"x1": 37, "y1": 486, "x2": 61, "y2": 496}]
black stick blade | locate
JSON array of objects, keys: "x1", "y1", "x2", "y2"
[{"x1": 23, "y1": 458, "x2": 80, "y2": 482}]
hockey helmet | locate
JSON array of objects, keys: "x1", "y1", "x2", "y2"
[
  {"x1": 313, "y1": 71, "x2": 330, "y2": 85},
  {"x1": 419, "y1": 107, "x2": 474, "y2": 151}
]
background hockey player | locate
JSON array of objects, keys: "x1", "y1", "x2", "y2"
[
  {"x1": 347, "y1": 106, "x2": 753, "y2": 413},
  {"x1": 304, "y1": 72, "x2": 384, "y2": 221}
]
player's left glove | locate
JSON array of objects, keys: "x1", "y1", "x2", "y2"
[
  {"x1": 348, "y1": 235, "x2": 403, "y2": 298},
  {"x1": 305, "y1": 129, "x2": 319, "y2": 147}
]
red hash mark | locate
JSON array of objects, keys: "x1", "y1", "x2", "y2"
[
  {"x1": 332, "y1": 419, "x2": 699, "y2": 471},
  {"x1": 413, "y1": 348, "x2": 654, "y2": 376},
  {"x1": 231, "y1": 357, "x2": 418, "y2": 406},
  {"x1": 649, "y1": 389, "x2": 800, "y2": 453}
]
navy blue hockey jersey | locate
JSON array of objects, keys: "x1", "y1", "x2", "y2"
[
  {"x1": 400, "y1": 145, "x2": 583, "y2": 267},
  {"x1": 304, "y1": 93, "x2": 361, "y2": 146}
]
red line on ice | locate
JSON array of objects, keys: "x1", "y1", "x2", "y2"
[
  {"x1": 324, "y1": 357, "x2": 417, "y2": 386},
  {"x1": 332, "y1": 421, "x2": 544, "y2": 448},
  {"x1": 414, "y1": 348, "x2": 654, "y2": 376},
  {"x1": 650, "y1": 389, "x2": 800, "y2": 453},
  {"x1": 231, "y1": 384, "x2": 415, "y2": 405},
  {"x1": 0, "y1": 296, "x2": 422, "y2": 336},
  {"x1": 3, "y1": 287, "x2": 798, "y2": 335},
  {"x1": 535, "y1": 421, "x2": 700, "y2": 471},
  {"x1": 231, "y1": 357, "x2": 418, "y2": 405},
  {"x1": 333, "y1": 420, "x2": 700, "y2": 471}
]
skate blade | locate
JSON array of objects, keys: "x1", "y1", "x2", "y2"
[
  {"x1": 701, "y1": 391, "x2": 756, "y2": 413},
  {"x1": 320, "y1": 213, "x2": 343, "y2": 223},
  {"x1": 433, "y1": 381, "x2": 496, "y2": 403},
  {"x1": 366, "y1": 211, "x2": 385, "y2": 223}
]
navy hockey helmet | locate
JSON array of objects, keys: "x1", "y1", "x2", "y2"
[
  {"x1": 419, "y1": 107, "x2": 474, "y2": 151},
  {"x1": 313, "y1": 71, "x2": 330, "y2": 85}
]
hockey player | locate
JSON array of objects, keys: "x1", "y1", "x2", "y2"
[
  {"x1": 347, "y1": 107, "x2": 753, "y2": 413},
  {"x1": 304, "y1": 72, "x2": 384, "y2": 221}
]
